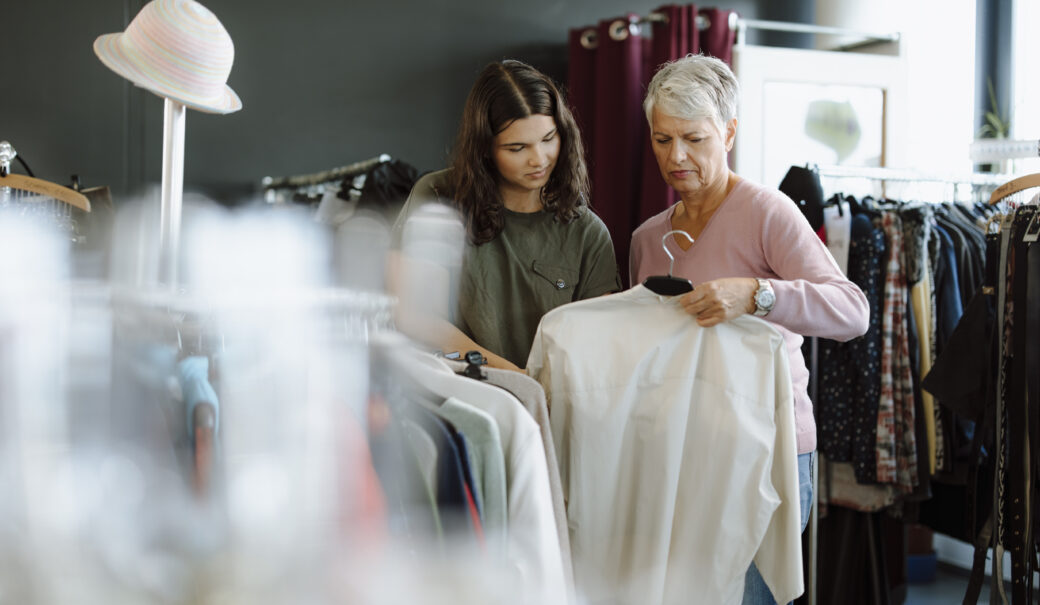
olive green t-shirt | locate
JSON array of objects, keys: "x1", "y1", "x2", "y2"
[{"x1": 393, "y1": 169, "x2": 621, "y2": 367}]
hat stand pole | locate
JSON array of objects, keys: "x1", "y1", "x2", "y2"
[{"x1": 159, "y1": 97, "x2": 186, "y2": 289}]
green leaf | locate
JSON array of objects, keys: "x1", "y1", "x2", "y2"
[{"x1": 979, "y1": 77, "x2": 1011, "y2": 139}]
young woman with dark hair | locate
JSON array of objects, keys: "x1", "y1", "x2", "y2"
[{"x1": 392, "y1": 59, "x2": 620, "y2": 371}]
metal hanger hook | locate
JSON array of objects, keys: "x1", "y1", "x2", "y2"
[{"x1": 660, "y1": 229, "x2": 694, "y2": 276}]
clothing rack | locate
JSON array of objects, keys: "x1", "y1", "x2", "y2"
[
  {"x1": 813, "y1": 164, "x2": 1009, "y2": 187},
  {"x1": 0, "y1": 140, "x2": 92, "y2": 212},
  {"x1": 813, "y1": 164, "x2": 1011, "y2": 202},
  {"x1": 261, "y1": 153, "x2": 392, "y2": 191},
  {"x1": 112, "y1": 285, "x2": 396, "y2": 327},
  {"x1": 969, "y1": 139, "x2": 1040, "y2": 163},
  {"x1": 806, "y1": 164, "x2": 1003, "y2": 605}
]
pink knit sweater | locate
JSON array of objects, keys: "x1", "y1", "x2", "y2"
[{"x1": 629, "y1": 177, "x2": 869, "y2": 454}]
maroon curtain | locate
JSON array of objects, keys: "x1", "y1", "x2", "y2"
[
  {"x1": 567, "y1": 27, "x2": 598, "y2": 161},
  {"x1": 567, "y1": 5, "x2": 736, "y2": 285},
  {"x1": 699, "y1": 8, "x2": 738, "y2": 64},
  {"x1": 591, "y1": 15, "x2": 645, "y2": 286},
  {"x1": 637, "y1": 4, "x2": 700, "y2": 229}
]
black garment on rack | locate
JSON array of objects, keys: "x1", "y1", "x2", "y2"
[
  {"x1": 933, "y1": 225, "x2": 964, "y2": 350},
  {"x1": 345, "y1": 159, "x2": 420, "y2": 210},
  {"x1": 935, "y1": 206, "x2": 986, "y2": 306},
  {"x1": 817, "y1": 212, "x2": 886, "y2": 485},
  {"x1": 930, "y1": 224, "x2": 977, "y2": 488},
  {"x1": 917, "y1": 230, "x2": 1002, "y2": 604},
  {"x1": 779, "y1": 165, "x2": 825, "y2": 231},
  {"x1": 816, "y1": 507, "x2": 898, "y2": 605},
  {"x1": 920, "y1": 217, "x2": 1000, "y2": 540},
  {"x1": 919, "y1": 294, "x2": 995, "y2": 543},
  {"x1": 922, "y1": 290, "x2": 993, "y2": 430}
]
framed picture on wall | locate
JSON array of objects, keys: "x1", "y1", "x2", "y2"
[{"x1": 731, "y1": 43, "x2": 908, "y2": 190}]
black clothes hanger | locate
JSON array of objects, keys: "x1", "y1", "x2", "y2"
[
  {"x1": 855, "y1": 195, "x2": 884, "y2": 220},
  {"x1": 779, "y1": 165, "x2": 825, "y2": 231},
  {"x1": 844, "y1": 194, "x2": 881, "y2": 221},
  {"x1": 643, "y1": 230, "x2": 694, "y2": 296},
  {"x1": 456, "y1": 350, "x2": 488, "y2": 381},
  {"x1": 824, "y1": 193, "x2": 846, "y2": 217}
]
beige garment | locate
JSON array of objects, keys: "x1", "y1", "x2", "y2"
[
  {"x1": 528, "y1": 286, "x2": 803, "y2": 605},
  {"x1": 484, "y1": 368, "x2": 574, "y2": 597},
  {"x1": 910, "y1": 276, "x2": 937, "y2": 474},
  {"x1": 817, "y1": 456, "x2": 897, "y2": 513}
]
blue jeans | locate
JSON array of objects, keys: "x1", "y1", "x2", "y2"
[{"x1": 742, "y1": 451, "x2": 814, "y2": 605}]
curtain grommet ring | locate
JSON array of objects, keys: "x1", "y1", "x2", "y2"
[
  {"x1": 580, "y1": 28, "x2": 598, "y2": 50},
  {"x1": 609, "y1": 19, "x2": 638, "y2": 41}
]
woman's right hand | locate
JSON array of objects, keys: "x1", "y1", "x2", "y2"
[{"x1": 679, "y1": 277, "x2": 757, "y2": 327}]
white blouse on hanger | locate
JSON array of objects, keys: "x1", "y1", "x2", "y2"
[{"x1": 527, "y1": 285, "x2": 803, "y2": 605}]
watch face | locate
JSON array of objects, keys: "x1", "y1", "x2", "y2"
[{"x1": 757, "y1": 288, "x2": 775, "y2": 308}]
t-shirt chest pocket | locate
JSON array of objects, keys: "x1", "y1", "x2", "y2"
[{"x1": 531, "y1": 260, "x2": 580, "y2": 306}]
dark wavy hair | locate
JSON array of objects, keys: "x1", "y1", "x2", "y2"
[{"x1": 450, "y1": 60, "x2": 589, "y2": 245}]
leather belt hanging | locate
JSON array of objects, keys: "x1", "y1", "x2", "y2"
[
  {"x1": 964, "y1": 230, "x2": 1003, "y2": 605},
  {"x1": 1006, "y1": 207, "x2": 1033, "y2": 602},
  {"x1": 1025, "y1": 214, "x2": 1040, "y2": 600}
]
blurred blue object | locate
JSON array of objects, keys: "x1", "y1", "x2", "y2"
[{"x1": 908, "y1": 552, "x2": 938, "y2": 583}]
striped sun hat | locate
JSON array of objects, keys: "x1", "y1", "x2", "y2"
[{"x1": 94, "y1": 0, "x2": 241, "y2": 114}]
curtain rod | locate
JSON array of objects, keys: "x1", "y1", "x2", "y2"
[
  {"x1": 578, "y1": 14, "x2": 896, "y2": 51},
  {"x1": 617, "y1": 13, "x2": 899, "y2": 42},
  {"x1": 578, "y1": 11, "x2": 722, "y2": 49},
  {"x1": 636, "y1": 11, "x2": 711, "y2": 29}
]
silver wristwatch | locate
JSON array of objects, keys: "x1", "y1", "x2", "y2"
[{"x1": 752, "y1": 278, "x2": 775, "y2": 317}]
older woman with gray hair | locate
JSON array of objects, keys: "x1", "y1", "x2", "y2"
[{"x1": 628, "y1": 54, "x2": 869, "y2": 604}]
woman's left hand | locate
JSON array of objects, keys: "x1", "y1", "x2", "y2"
[{"x1": 679, "y1": 277, "x2": 758, "y2": 327}]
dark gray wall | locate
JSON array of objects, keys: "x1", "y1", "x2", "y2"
[
  {"x1": 4, "y1": 0, "x2": 766, "y2": 203},
  {"x1": 975, "y1": 0, "x2": 1012, "y2": 141}
]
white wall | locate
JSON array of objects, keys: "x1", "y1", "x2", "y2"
[
  {"x1": 1009, "y1": 0, "x2": 1040, "y2": 174},
  {"x1": 817, "y1": 0, "x2": 978, "y2": 175}
]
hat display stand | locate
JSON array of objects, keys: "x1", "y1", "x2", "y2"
[
  {"x1": 93, "y1": 0, "x2": 241, "y2": 289},
  {"x1": 160, "y1": 99, "x2": 186, "y2": 287}
]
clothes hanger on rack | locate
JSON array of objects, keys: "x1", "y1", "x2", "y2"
[
  {"x1": 456, "y1": 350, "x2": 488, "y2": 381},
  {"x1": 0, "y1": 141, "x2": 91, "y2": 212},
  {"x1": 988, "y1": 173, "x2": 1040, "y2": 205},
  {"x1": 643, "y1": 230, "x2": 694, "y2": 295},
  {"x1": 261, "y1": 153, "x2": 392, "y2": 191}
]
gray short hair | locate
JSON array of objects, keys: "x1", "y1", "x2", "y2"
[{"x1": 643, "y1": 54, "x2": 739, "y2": 132}]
